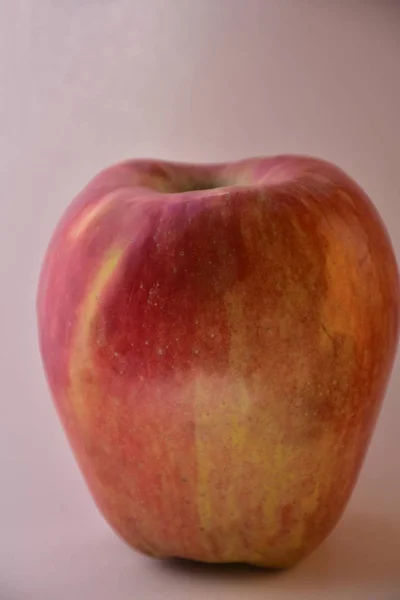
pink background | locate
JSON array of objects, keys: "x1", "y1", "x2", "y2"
[{"x1": 1, "y1": 2, "x2": 399, "y2": 598}]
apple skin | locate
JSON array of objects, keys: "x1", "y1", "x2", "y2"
[{"x1": 37, "y1": 155, "x2": 399, "y2": 568}]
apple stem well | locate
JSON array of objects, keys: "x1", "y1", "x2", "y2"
[{"x1": 176, "y1": 178, "x2": 220, "y2": 193}]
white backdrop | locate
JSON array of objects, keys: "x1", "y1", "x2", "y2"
[{"x1": 1, "y1": 2, "x2": 399, "y2": 599}]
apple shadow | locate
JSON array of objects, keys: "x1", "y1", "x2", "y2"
[
  {"x1": 157, "y1": 512, "x2": 400, "y2": 591},
  {"x1": 161, "y1": 556, "x2": 278, "y2": 583}
]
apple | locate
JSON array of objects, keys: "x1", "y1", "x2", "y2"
[{"x1": 37, "y1": 155, "x2": 399, "y2": 568}]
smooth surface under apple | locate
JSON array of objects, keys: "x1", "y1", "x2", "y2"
[{"x1": 37, "y1": 155, "x2": 399, "y2": 568}]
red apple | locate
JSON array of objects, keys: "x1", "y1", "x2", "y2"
[{"x1": 37, "y1": 155, "x2": 399, "y2": 568}]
